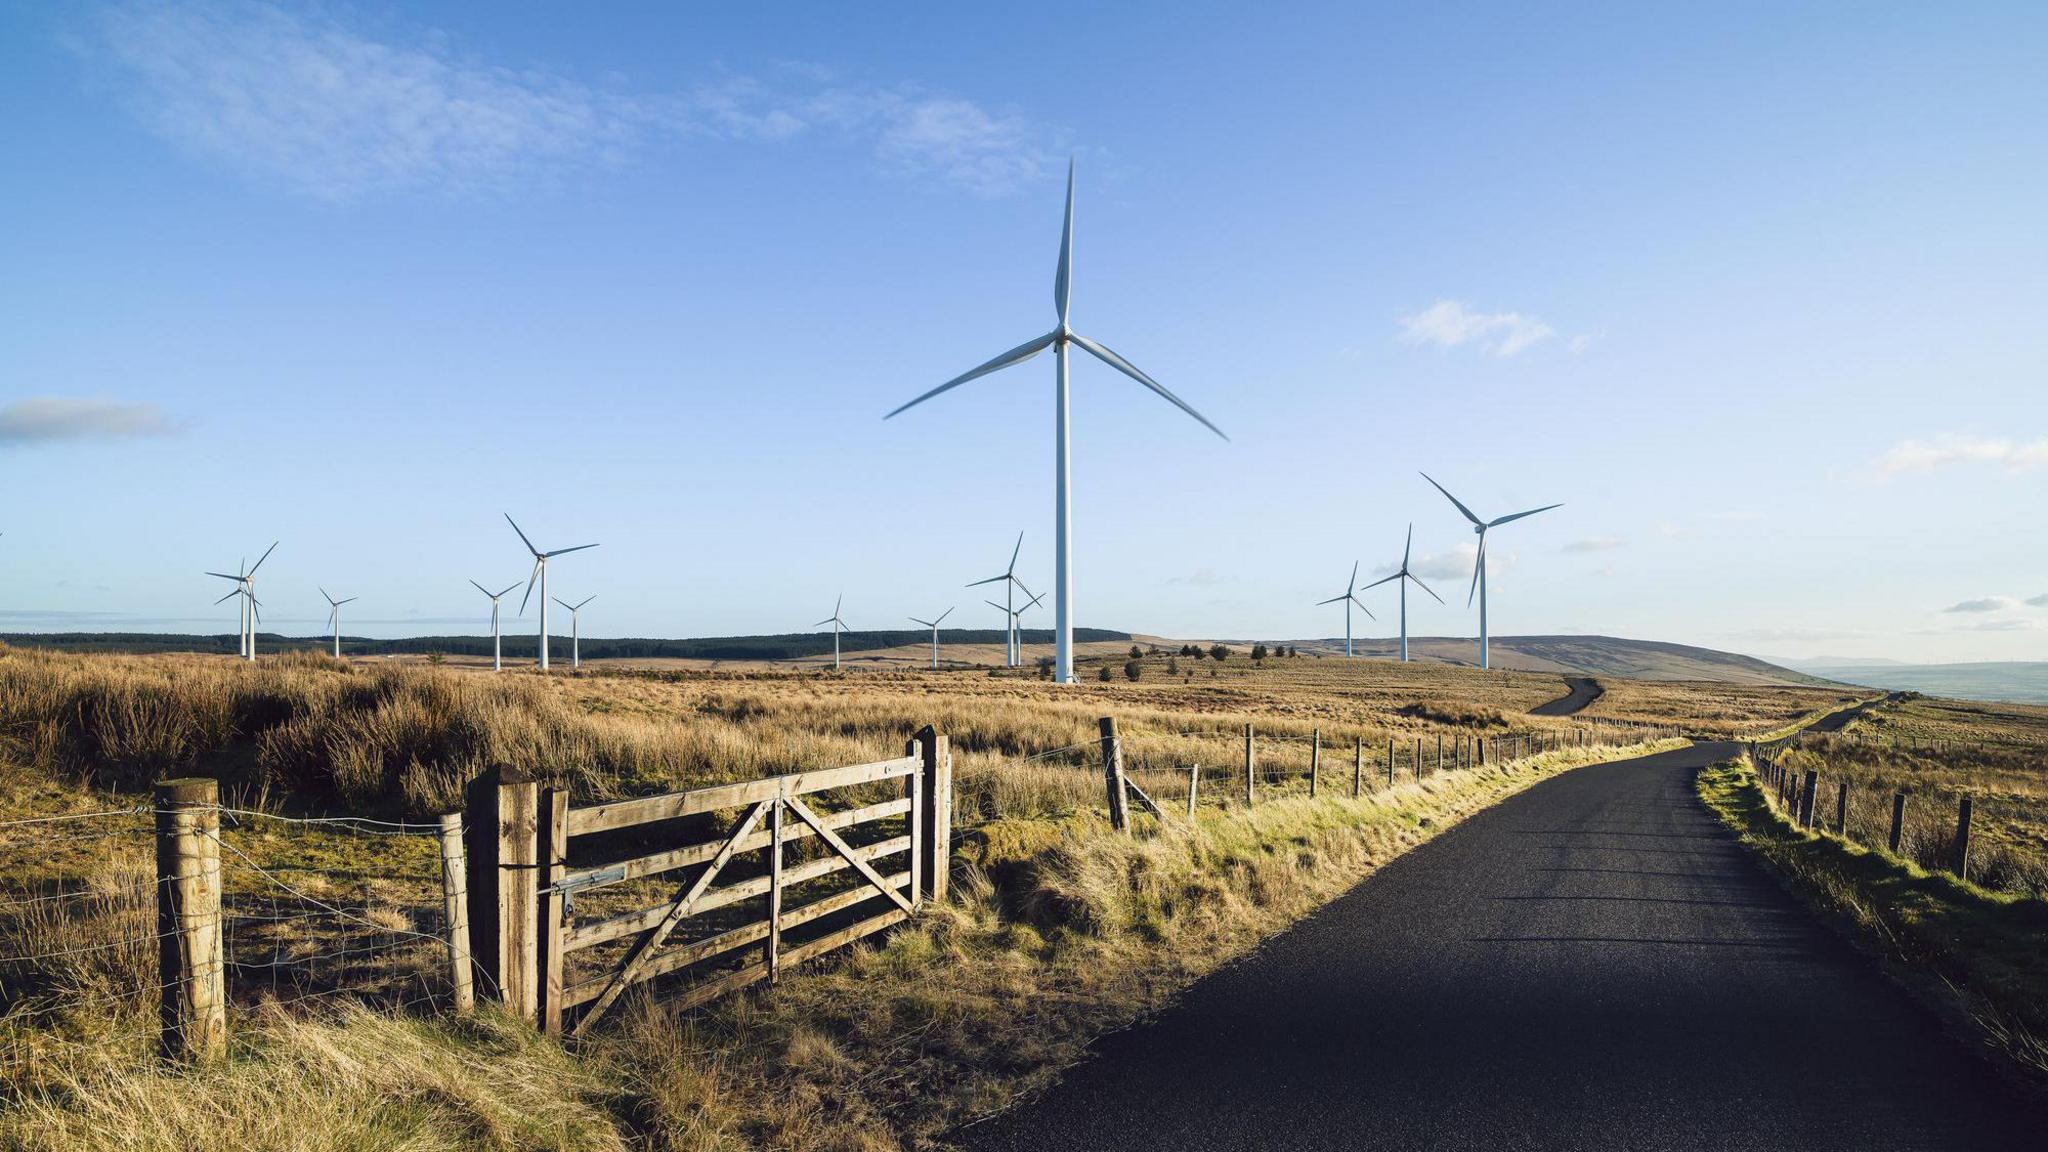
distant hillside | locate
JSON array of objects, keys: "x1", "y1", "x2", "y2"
[
  {"x1": 1279, "y1": 634, "x2": 1834, "y2": 686},
  {"x1": 1789, "y1": 661, "x2": 2048, "y2": 705}
]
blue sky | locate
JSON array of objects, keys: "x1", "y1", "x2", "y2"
[{"x1": 1, "y1": 1, "x2": 2043, "y2": 663}]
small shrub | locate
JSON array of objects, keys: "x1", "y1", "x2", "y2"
[
  {"x1": 1124, "y1": 659, "x2": 1142, "y2": 682},
  {"x1": 1097, "y1": 666, "x2": 1113, "y2": 682}
]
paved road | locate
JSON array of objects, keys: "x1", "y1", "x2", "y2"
[
  {"x1": 1531, "y1": 675, "x2": 1604, "y2": 717},
  {"x1": 961, "y1": 742, "x2": 2044, "y2": 1151}
]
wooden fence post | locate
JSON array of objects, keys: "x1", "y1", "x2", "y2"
[
  {"x1": 1244, "y1": 724, "x2": 1256, "y2": 807},
  {"x1": 1309, "y1": 729, "x2": 1321, "y2": 798},
  {"x1": 1386, "y1": 736, "x2": 1394, "y2": 787},
  {"x1": 1798, "y1": 771, "x2": 1817, "y2": 828},
  {"x1": 1477, "y1": 736, "x2": 1486, "y2": 767},
  {"x1": 1834, "y1": 782, "x2": 1848, "y2": 836},
  {"x1": 464, "y1": 767, "x2": 540, "y2": 1023},
  {"x1": 438, "y1": 813, "x2": 474, "y2": 1015},
  {"x1": 1415, "y1": 737, "x2": 1423, "y2": 780},
  {"x1": 154, "y1": 777, "x2": 225, "y2": 1063},
  {"x1": 1437, "y1": 734, "x2": 1444, "y2": 775},
  {"x1": 1187, "y1": 765, "x2": 1200, "y2": 819},
  {"x1": 539, "y1": 788, "x2": 568, "y2": 1035},
  {"x1": 916, "y1": 726, "x2": 952, "y2": 903},
  {"x1": 1888, "y1": 792, "x2": 1906, "y2": 853},
  {"x1": 1953, "y1": 796, "x2": 1973, "y2": 880},
  {"x1": 768, "y1": 790, "x2": 785, "y2": 982},
  {"x1": 1100, "y1": 717, "x2": 1130, "y2": 833},
  {"x1": 1353, "y1": 736, "x2": 1363, "y2": 798}
]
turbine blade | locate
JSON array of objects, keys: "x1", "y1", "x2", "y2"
[
  {"x1": 1012, "y1": 577, "x2": 1036, "y2": 600},
  {"x1": 1023, "y1": 591, "x2": 1046, "y2": 610},
  {"x1": 505, "y1": 514, "x2": 540, "y2": 557},
  {"x1": 1054, "y1": 159, "x2": 1074, "y2": 326},
  {"x1": 1315, "y1": 593, "x2": 1349, "y2": 606},
  {"x1": 910, "y1": 616, "x2": 932, "y2": 628},
  {"x1": 814, "y1": 617, "x2": 835, "y2": 628},
  {"x1": 495, "y1": 581, "x2": 521, "y2": 599},
  {"x1": 319, "y1": 586, "x2": 333, "y2": 605},
  {"x1": 1467, "y1": 532, "x2": 1486, "y2": 609},
  {"x1": 553, "y1": 596, "x2": 572, "y2": 611},
  {"x1": 469, "y1": 579, "x2": 491, "y2": 596},
  {"x1": 1350, "y1": 595, "x2": 1376, "y2": 621},
  {"x1": 1008, "y1": 531, "x2": 1023, "y2": 575},
  {"x1": 885, "y1": 332, "x2": 1056, "y2": 420},
  {"x1": 545, "y1": 543, "x2": 599, "y2": 558},
  {"x1": 1409, "y1": 571, "x2": 1447, "y2": 605},
  {"x1": 1420, "y1": 473, "x2": 1485, "y2": 527},
  {"x1": 519, "y1": 559, "x2": 540, "y2": 615},
  {"x1": 935, "y1": 606, "x2": 953, "y2": 624},
  {"x1": 985, "y1": 600, "x2": 1008, "y2": 614},
  {"x1": 1348, "y1": 560, "x2": 1359, "y2": 593},
  {"x1": 338, "y1": 597, "x2": 357, "y2": 606},
  {"x1": 576, "y1": 595, "x2": 595, "y2": 609},
  {"x1": 247, "y1": 541, "x2": 278, "y2": 576},
  {"x1": 1069, "y1": 333, "x2": 1228, "y2": 441},
  {"x1": 1359, "y1": 572, "x2": 1402, "y2": 591},
  {"x1": 204, "y1": 571, "x2": 241, "y2": 582},
  {"x1": 965, "y1": 574, "x2": 1009, "y2": 588},
  {"x1": 1403, "y1": 523, "x2": 1413, "y2": 568},
  {"x1": 1488, "y1": 502, "x2": 1564, "y2": 528},
  {"x1": 214, "y1": 588, "x2": 241, "y2": 606}
]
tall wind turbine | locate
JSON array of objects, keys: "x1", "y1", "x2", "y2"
[
  {"x1": 469, "y1": 580, "x2": 520, "y2": 672},
  {"x1": 886, "y1": 160, "x2": 1228, "y2": 685},
  {"x1": 908, "y1": 606, "x2": 954, "y2": 670},
  {"x1": 966, "y1": 533, "x2": 1029, "y2": 666},
  {"x1": 989, "y1": 589, "x2": 1047, "y2": 669},
  {"x1": 507, "y1": 515, "x2": 597, "y2": 673},
  {"x1": 552, "y1": 595, "x2": 595, "y2": 671},
  {"x1": 814, "y1": 595, "x2": 848, "y2": 671},
  {"x1": 1314, "y1": 562, "x2": 1376, "y2": 658},
  {"x1": 206, "y1": 541, "x2": 275, "y2": 661},
  {"x1": 1420, "y1": 475, "x2": 1561, "y2": 670},
  {"x1": 1360, "y1": 525, "x2": 1444, "y2": 663},
  {"x1": 319, "y1": 588, "x2": 357, "y2": 660}
]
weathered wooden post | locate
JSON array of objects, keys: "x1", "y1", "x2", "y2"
[
  {"x1": 1244, "y1": 724, "x2": 1257, "y2": 806},
  {"x1": 1309, "y1": 728, "x2": 1321, "y2": 798},
  {"x1": 155, "y1": 777, "x2": 225, "y2": 1062},
  {"x1": 437, "y1": 812, "x2": 475, "y2": 1015},
  {"x1": 1798, "y1": 770, "x2": 1818, "y2": 828},
  {"x1": 1187, "y1": 764, "x2": 1200, "y2": 819},
  {"x1": 539, "y1": 788, "x2": 569, "y2": 1034},
  {"x1": 1386, "y1": 736, "x2": 1395, "y2": 787},
  {"x1": 1953, "y1": 796, "x2": 1973, "y2": 880},
  {"x1": 1834, "y1": 782, "x2": 1848, "y2": 836},
  {"x1": 1353, "y1": 736, "x2": 1364, "y2": 798},
  {"x1": 465, "y1": 766, "x2": 540, "y2": 1023},
  {"x1": 1437, "y1": 733, "x2": 1444, "y2": 774},
  {"x1": 1414, "y1": 737, "x2": 1423, "y2": 779},
  {"x1": 915, "y1": 726, "x2": 952, "y2": 903},
  {"x1": 767, "y1": 791, "x2": 785, "y2": 984},
  {"x1": 1888, "y1": 792, "x2": 1906, "y2": 853},
  {"x1": 1099, "y1": 717, "x2": 1131, "y2": 833}
]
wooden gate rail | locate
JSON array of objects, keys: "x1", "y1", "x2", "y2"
[{"x1": 465, "y1": 727, "x2": 950, "y2": 1036}]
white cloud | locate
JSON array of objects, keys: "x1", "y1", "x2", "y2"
[
  {"x1": 1875, "y1": 433, "x2": 2048, "y2": 476},
  {"x1": 1561, "y1": 536, "x2": 1624, "y2": 553},
  {"x1": 1406, "y1": 544, "x2": 1513, "y2": 585},
  {"x1": 81, "y1": 2, "x2": 1055, "y2": 200},
  {"x1": 1943, "y1": 596, "x2": 2016, "y2": 614},
  {"x1": 1397, "y1": 300, "x2": 1556, "y2": 358},
  {"x1": 2029, "y1": 593, "x2": 2048, "y2": 608},
  {"x1": 0, "y1": 397, "x2": 176, "y2": 445}
]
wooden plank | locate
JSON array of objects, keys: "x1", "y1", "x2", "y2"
[
  {"x1": 905, "y1": 748, "x2": 924, "y2": 907},
  {"x1": 564, "y1": 834, "x2": 913, "y2": 952},
  {"x1": 779, "y1": 905, "x2": 910, "y2": 968},
  {"x1": 497, "y1": 776, "x2": 540, "y2": 1024},
  {"x1": 539, "y1": 788, "x2": 568, "y2": 1036},
  {"x1": 918, "y1": 728, "x2": 952, "y2": 903},
  {"x1": 568, "y1": 755, "x2": 920, "y2": 837},
  {"x1": 155, "y1": 777, "x2": 225, "y2": 1063},
  {"x1": 1100, "y1": 717, "x2": 1130, "y2": 833},
  {"x1": 437, "y1": 813, "x2": 473, "y2": 1015},
  {"x1": 1125, "y1": 778, "x2": 1165, "y2": 821},
  {"x1": 767, "y1": 798, "x2": 785, "y2": 982},
  {"x1": 561, "y1": 797, "x2": 912, "y2": 893},
  {"x1": 1187, "y1": 764, "x2": 1200, "y2": 819},
  {"x1": 784, "y1": 795, "x2": 916, "y2": 915}
]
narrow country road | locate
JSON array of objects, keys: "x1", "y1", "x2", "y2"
[
  {"x1": 959, "y1": 742, "x2": 2045, "y2": 1151},
  {"x1": 1531, "y1": 675, "x2": 1603, "y2": 716}
]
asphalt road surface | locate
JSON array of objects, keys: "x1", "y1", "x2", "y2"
[
  {"x1": 1531, "y1": 675, "x2": 1604, "y2": 717},
  {"x1": 960, "y1": 741, "x2": 2044, "y2": 1151}
]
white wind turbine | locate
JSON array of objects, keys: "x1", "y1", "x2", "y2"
[
  {"x1": 886, "y1": 160, "x2": 1228, "y2": 685},
  {"x1": 988, "y1": 589, "x2": 1047, "y2": 669},
  {"x1": 1420, "y1": 474, "x2": 1562, "y2": 670},
  {"x1": 469, "y1": 580, "x2": 520, "y2": 672},
  {"x1": 814, "y1": 595, "x2": 849, "y2": 671},
  {"x1": 551, "y1": 595, "x2": 595, "y2": 671},
  {"x1": 1314, "y1": 562, "x2": 1376, "y2": 658},
  {"x1": 206, "y1": 541, "x2": 275, "y2": 661},
  {"x1": 966, "y1": 533, "x2": 1030, "y2": 667},
  {"x1": 908, "y1": 607, "x2": 954, "y2": 670},
  {"x1": 319, "y1": 588, "x2": 357, "y2": 660},
  {"x1": 1360, "y1": 525, "x2": 1444, "y2": 663},
  {"x1": 507, "y1": 515, "x2": 598, "y2": 673}
]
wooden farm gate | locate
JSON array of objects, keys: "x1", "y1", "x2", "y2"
[{"x1": 465, "y1": 727, "x2": 951, "y2": 1035}]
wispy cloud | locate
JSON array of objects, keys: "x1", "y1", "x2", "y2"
[
  {"x1": 2029, "y1": 593, "x2": 2048, "y2": 608},
  {"x1": 1407, "y1": 544, "x2": 1511, "y2": 584},
  {"x1": 1562, "y1": 536, "x2": 1623, "y2": 553},
  {"x1": 1397, "y1": 300, "x2": 1556, "y2": 358},
  {"x1": 1166, "y1": 568, "x2": 1225, "y2": 588},
  {"x1": 1875, "y1": 433, "x2": 2048, "y2": 476},
  {"x1": 80, "y1": 1, "x2": 1055, "y2": 200},
  {"x1": 0, "y1": 397, "x2": 176, "y2": 445},
  {"x1": 1962, "y1": 619, "x2": 2037, "y2": 633},
  {"x1": 1942, "y1": 596, "x2": 2017, "y2": 614}
]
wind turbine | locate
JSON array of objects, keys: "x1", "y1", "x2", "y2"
[
  {"x1": 1361, "y1": 525, "x2": 1444, "y2": 663},
  {"x1": 1315, "y1": 562, "x2": 1376, "y2": 658},
  {"x1": 552, "y1": 595, "x2": 595, "y2": 671},
  {"x1": 205, "y1": 541, "x2": 275, "y2": 661},
  {"x1": 988, "y1": 589, "x2": 1047, "y2": 668},
  {"x1": 814, "y1": 595, "x2": 848, "y2": 671},
  {"x1": 886, "y1": 160, "x2": 1228, "y2": 685},
  {"x1": 507, "y1": 515, "x2": 597, "y2": 673},
  {"x1": 319, "y1": 588, "x2": 357, "y2": 660},
  {"x1": 966, "y1": 533, "x2": 1029, "y2": 666},
  {"x1": 908, "y1": 607, "x2": 954, "y2": 670},
  {"x1": 469, "y1": 580, "x2": 520, "y2": 672},
  {"x1": 1420, "y1": 475, "x2": 1561, "y2": 670}
]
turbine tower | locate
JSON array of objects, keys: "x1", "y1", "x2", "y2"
[
  {"x1": 552, "y1": 595, "x2": 595, "y2": 671},
  {"x1": 206, "y1": 541, "x2": 275, "y2": 661},
  {"x1": 1360, "y1": 525, "x2": 1443, "y2": 663},
  {"x1": 966, "y1": 533, "x2": 1029, "y2": 666},
  {"x1": 814, "y1": 595, "x2": 848, "y2": 671},
  {"x1": 908, "y1": 606, "x2": 954, "y2": 670},
  {"x1": 319, "y1": 587, "x2": 357, "y2": 660},
  {"x1": 886, "y1": 160, "x2": 1228, "y2": 685},
  {"x1": 1420, "y1": 474, "x2": 1561, "y2": 670},
  {"x1": 1314, "y1": 562, "x2": 1375, "y2": 658},
  {"x1": 469, "y1": 580, "x2": 520, "y2": 672},
  {"x1": 508, "y1": 515, "x2": 597, "y2": 673},
  {"x1": 989, "y1": 589, "x2": 1047, "y2": 669}
]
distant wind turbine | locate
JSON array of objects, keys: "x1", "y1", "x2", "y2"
[
  {"x1": 989, "y1": 589, "x2": 1047, "y2": 668},
  {"x1": 1314, "y1": 561, "x2": 1376, "y2": 658},
  {"x1": 967, "y1": 533, "x2": 1030, "y2": 667},
  {"x1": 206, "y1": 541, "x2": 275, "y2": 661},
  {"x1": 507, "y1": 515, "x2": 597, "y2": 673},
  {"x1": 469, "y1": 580, "x2": 520, "y2": 672},
  {"x1": 1420, "y1": 474, "x2": 1561, "y2": 670},
  {"x1": 1360, "y1": 525, "x2": 1444, "y2": 663},
  {"x1": 814, "y1": 595, "x2": 848, "y2": 671},
  {"x1": 319, "y1": 588, "x2": 357, "y2": 660},
  {"x1": 886, "y1": 160, "x2": 1228, "y2": 685},
  {"x1": 552, "y1": 595, "x2": 596, "y2": 671},
  {"x1": 908, "y1": 606, "x2": 954, "y2": 670}
]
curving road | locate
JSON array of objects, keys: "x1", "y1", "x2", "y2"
[
  {"x1": 1531, "y1": 675, "x2": 1604, "y2": 717},
  {"x1": 960, "y1": 742, "x2": 2044, "y2": 1151}
]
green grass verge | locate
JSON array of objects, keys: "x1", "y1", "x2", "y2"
[{"x1": 1696, "y1": 757, "x2": 2048, "y2": 1082}]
